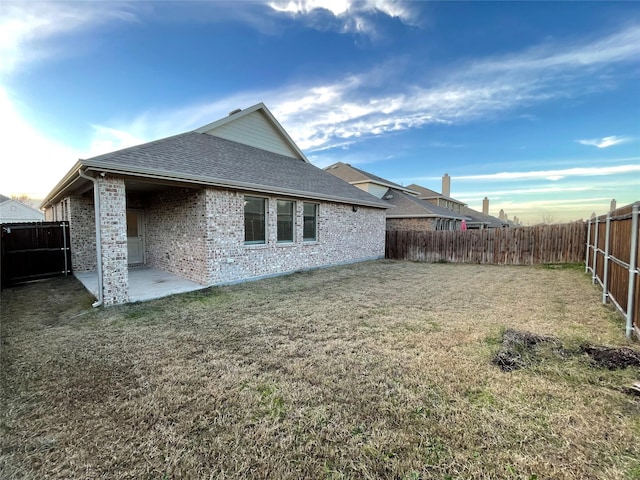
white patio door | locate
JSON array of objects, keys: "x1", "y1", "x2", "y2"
[{"x1": 126, "y1": 210, "x2": 144, "y2": 265}]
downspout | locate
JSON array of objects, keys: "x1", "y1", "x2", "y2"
[{"x1": 78, "y1": 169, "x2": 104, "y2": 307}]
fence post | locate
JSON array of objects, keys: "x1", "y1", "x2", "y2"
[
  {"x1": 592, "y1": 216, "x2": 599, "y2": 284},
  {"x1": 625, "y1": 203, "x2": 639, "y2": 339},
  {"x1": 602, "y1": 212, "x2": 611, "y2": 304},
  {"x1": 62, "y1": 222, "x2": 68, "y2": 276},
  {"x1": 585, "y1": 219, "x2": 591, "y2": 273}
]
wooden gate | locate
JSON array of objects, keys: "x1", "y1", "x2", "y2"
[{"x1": 0, "y1": 222, "x2": 72, "y2": 288}]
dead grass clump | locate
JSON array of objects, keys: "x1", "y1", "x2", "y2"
[{"x1": 492, "y1": 328, "x2": 565, "y2": 372}]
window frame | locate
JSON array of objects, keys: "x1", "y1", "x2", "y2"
[
  {"x1": 244, "y1": 196, "x2": 267, "y2": 245},
  {"x1": 276, "y1": 199, "x2": 295, "y2": 243},
  {"x1": 303, "y1": 202, "x2": 319, "y2": 242}
]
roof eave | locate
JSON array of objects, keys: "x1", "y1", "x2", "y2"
[
  {"x1": 81, "y1": 163, "x2": 389, "y2": 209},
  {"x1": 40, "y1": 161, "x2": 83, "y2": 208}
]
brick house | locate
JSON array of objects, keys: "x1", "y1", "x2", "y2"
[
  {"x1": 41, "y1": 104, "x2": 388, "y2": 306},
  {"x1": 324, "y1": 162, "x2": 467, "y2": 231},
  {"x1": 406, "y1": 183, "x2": 508, "y2": 229}
]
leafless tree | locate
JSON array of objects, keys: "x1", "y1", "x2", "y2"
[
  {"x1": 11, "y1": 194, "x2": 32, "y2": 205},
  {"x1": 539, "y1": 211, "x2": 557, "y2": 225}
]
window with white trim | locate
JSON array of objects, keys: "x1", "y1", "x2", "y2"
[
  {"x1": 244, "y1": 196, "x2": 266, "y2": 244},
  {"x1": 277, "y1": 200, "x2": 295, "y2": 243},
  {"x1": 303, "y1": 202, "x2": 318, "y2": 241}
]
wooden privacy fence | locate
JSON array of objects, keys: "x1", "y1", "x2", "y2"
[
  {"x1": 586, "y1": 201, "x2": 639, "y2": 339},
  {"x1": 0, "y1": 221, "x2": 72, "y2": 288},
  {"x1": 386, "y1": 222, "x2": 587, "y2": 265}
]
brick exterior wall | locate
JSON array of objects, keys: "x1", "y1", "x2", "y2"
[
  {"x1": 97, "y1": 176, "x2": 129, "y2": 305},
  {"x1": 386, "y1": 217, "x2": 436, "y2": 231},
  {"x1": 204, "y1": 188, "x2": 385, "y2": 285},
  {"x1": 45, "y1": 195, "x2": 97, "y2": 272},
  {"x1": 68, "y1": 196, "x2": 96, "y2": 272},
  {"x1": 144, "y1": 188, "x2": 209, "y2": 284}
]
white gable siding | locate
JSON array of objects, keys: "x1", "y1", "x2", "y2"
[
  {"x1": 203, "y1": 111, "x2": 300, "y2": 159},
  {"x1": 0, "y1": 200, "x2": 44, "y2": 223}
]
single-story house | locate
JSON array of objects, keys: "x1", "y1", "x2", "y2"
[
  {"x1": 324, "y1": 162, "x2": 468, "y2": 231},
  {"x1": 41, "y1": 103, "x2": 388, "y2": 306},
  {"x1": 0, "y1": 195, "x2": 45, "y2": 223}
]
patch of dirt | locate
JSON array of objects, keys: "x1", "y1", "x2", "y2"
[
  {"x1": 492, "y1": 329, "x2": 564, "y2": 372},
  {"x1": 580, "y1": 344, "x2": 640, "y2": 370},
  {"x1": 493, "y1": 329, "x2": 640, "y2": 373}
]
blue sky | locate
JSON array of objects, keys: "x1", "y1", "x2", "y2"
[{"x1": 1, "y1": 1, "x2": 638, "y2": 224}]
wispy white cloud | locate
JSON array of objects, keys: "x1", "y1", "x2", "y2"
[
  {"x1": 577, "y1": 135, "x2": 630, "y2": 148},
  {"x1": 2, "y1": 3, "x2": 639, "y2": 203},
  {"x1": 266, "y1": 0, "x2": 419, "y2": 36},
  {"x1": 77, "y1": 22, "x2": 639, "y2": 156},
  {"x1": 450, "y1": 163, "x2": 640, "y2": 182},
  {"x1": 0, "y1": 1, "x2": 138, "y2": 77},
  {"x1": 269, "y1": 24, "x2": 640, "y2": 151}
]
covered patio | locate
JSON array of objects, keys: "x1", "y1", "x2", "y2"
[{"x1": 75, "y1": 266, "x2": 206, "y2": 303}]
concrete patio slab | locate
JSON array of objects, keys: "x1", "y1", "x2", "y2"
[{"x1": 75, "y1": 267, "x2": 206, "y2": 303}]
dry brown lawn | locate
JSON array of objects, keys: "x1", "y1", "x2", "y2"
[{"x1": 1, "y1": 260, "x2": 639, "y2": 479}]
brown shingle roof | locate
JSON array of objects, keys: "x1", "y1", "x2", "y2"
[
  {"x1": 79, "y1": 132, "x2": 388, "y2": 208},
  {"x1": 383, "y1": 188, "x2": 468, "y2": 219},
  {"x1": 325, "y1": 162, "x2": 417, "y2": 193}
]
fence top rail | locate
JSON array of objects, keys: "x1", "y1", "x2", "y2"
[{"x1": 593, "y1": 201, "x2": 640, "y2": 222}]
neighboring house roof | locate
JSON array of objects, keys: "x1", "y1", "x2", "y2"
[
  {"x1": 325, "y1": 162, "x2": 418, "y2": 195},
  {"x1": 461, "y1": 206, "x2": 508, "y2": 228},
  {"x1": 41, "y1": 104, "x2": 388, "y2": 209},
  {"x1": 0, "y1": 194, "x2": 11, "y2": 203},
  {"x1": 383, "y1": 188, "x2": 468, "y2": 220},
  {"x1": 405, "y1": 183, "x2": 466, "y2": 205},
  {"x1": 0, "y1": 198, "x2": 44, "y2": 223}
]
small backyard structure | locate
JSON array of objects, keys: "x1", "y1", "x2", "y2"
[{"x1": 40, "y1": 103, "x2": 388, "y2": 306}]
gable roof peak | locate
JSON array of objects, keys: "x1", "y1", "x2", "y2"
[{"x1": 194, "y1": 102, "x2": 309, "y2": 163}]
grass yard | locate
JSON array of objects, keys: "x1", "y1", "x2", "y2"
[{"x1": 1, "y1": 260, "x2": 639, "y2": 479}]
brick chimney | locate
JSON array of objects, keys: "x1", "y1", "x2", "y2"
[
  {"x1": 482, "y1": 197, "x2": 489, "y2": 215},
  {"x1": 442, "y1": 173, "x2": 451, "y2": 197}
]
